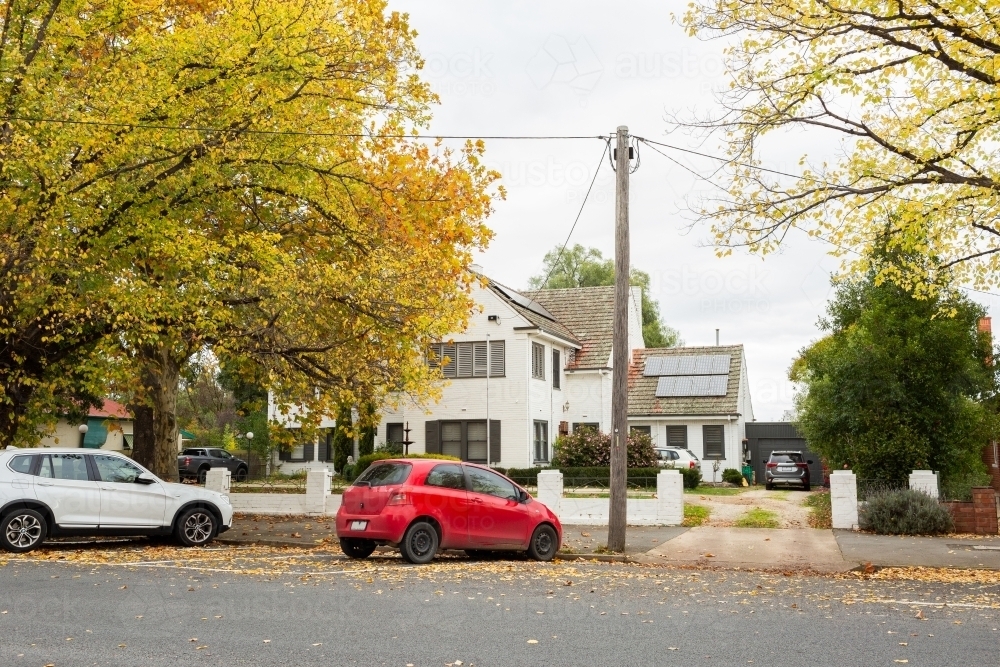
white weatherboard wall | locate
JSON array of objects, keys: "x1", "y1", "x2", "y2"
[
  {"x1": 830, "y1": 470, "x2": 859, "y2": 530},
  {"x1": 563, "y1": 369, "x2": 611, "y2": 434}
]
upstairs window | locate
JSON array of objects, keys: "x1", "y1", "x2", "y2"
[
  {"x1": 531, "y1": 342, "x2": 545, "y2": 380},
  {"x1": 429, "y1": 341, "x2": 504, "y2": 378},
  {"x1": 552, "y1": 349, "x2": 561, "y2": 389}
]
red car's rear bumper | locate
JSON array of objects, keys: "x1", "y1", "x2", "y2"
[{"x1": 336, "y1": 508, "x2": 411, "y2": 544}]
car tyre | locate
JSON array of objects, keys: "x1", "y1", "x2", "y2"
[
  {"x1": 234, "y1": 467, "x2": 248, "y2": 482},
  {"x1": 400, "y1": 520, "x2": 438, "y2": 565},
  {"x1": 527, "y1": 524, "x2": 558, "y2": 562},
  {"x1": 174, "y1": 507, "x2": 218, "y2": 547},
  {"x1": 803, "y1": 482, "x2": 811, "y2": 492},
  {"x1": 197, "y1": 467, "x2": 210, "y2": 485},
  {"x1": 765, "y1": 482, "x2": 774, "y2": 490},
  {"x1": 1, "y1": 509, "x2": 47, "y2": 553},
  {"x1": 340, "y1": 537, "x2": 376, "y2": 559}
]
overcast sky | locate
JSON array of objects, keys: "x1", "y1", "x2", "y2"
[{"x1": 392, "y1": 0, "x2": 1000, "y2": 421}]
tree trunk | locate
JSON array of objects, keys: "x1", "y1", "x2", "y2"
[{"x1": 131, "y1": 346, "x2": 182, "y2": 482}]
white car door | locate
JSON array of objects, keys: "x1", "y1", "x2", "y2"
[
  {"x1": 91, "y1": 454, "x2": 167, "y2": 528},
  {"x1": 33, "y1": 453, "x2": 102, "y2": 527}
]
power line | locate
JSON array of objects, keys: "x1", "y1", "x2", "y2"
[
  {"x1": 536, "y1": 139, "x2": 610, "y2": 289},
  {"x1": 0, "y1": 115, "x2": 607, "y2": 141}
]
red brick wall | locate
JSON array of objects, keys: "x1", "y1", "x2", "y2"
[{"x1": 942, "y1": 487, "x2": 999, "y2": 534}]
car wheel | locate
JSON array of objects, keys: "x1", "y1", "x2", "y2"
[
  {"x1": 340, "y1": 538, "x2": 376, "y2": 559},
  {"x1": 175, "y1": 507, "x2": 218, "y2": 547},
  {"x1": 803, "y1": 482, "x2": 811, "y2": 492},
  {"x1": 765, "y1": 482, "x2": 774, "y2": 490},
  {"x1": 234, "y1": 467, "x2": 248, "y2": 482},
  {"x1": 197, "y1": 467, "x2": 210, "y2": 485},
  {"x1": 1, "y1": 509, "x2": 47, "y2": 553},
  {"x1": 400, "y1": 520, "x2": 438, "y2": 565},
  {"x1": 527, "y1": 524, "x2": 558, "y2": 562}
]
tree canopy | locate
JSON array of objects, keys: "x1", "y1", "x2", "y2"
[
  {"x1": 528, "y1": 244, "x2": 681, "y2": 348},
  {"x1": 791, "y1": 257, "x2": 997, "y2": 491},
  {"x1": 681, "y1": 1, "x2": 1000, "y2": 294},
  {"x1": 0, "y1": 0, "x2": 499, "y2": 471}
]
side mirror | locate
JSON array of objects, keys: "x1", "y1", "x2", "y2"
[
  {"x1": 807, "y1": 460, "x2": 814, "y2": 465},
  {"x1": 136, "y1": 472, "x2": 157, "y2": 485},
  {"x1": 519, "y1": 489, "x2": 529, "y2": 503}
]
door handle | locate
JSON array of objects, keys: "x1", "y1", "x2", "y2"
[
  {"x1": 471, "y1": 497, "x2": 483, "y2": 503},
  {"x1": 37, "y1": 481, "x2": 53, "y2": 486}
]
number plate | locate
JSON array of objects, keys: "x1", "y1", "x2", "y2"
[
  {"x1": 350, "y1": 520, "x2": 368, "y2": 531},
  {"x1": 778, "y1": 465, "x2": 795, "y2": 472}
]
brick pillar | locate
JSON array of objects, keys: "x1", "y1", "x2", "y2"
[
  {"x1": 656, "y1": 469, "x2": 683, "y2": 526},
  {"x1": 983, "y1": 442, "x2": 1000, "y2": 493},
  {"x1": 830, "y1": 470, "x2": 858, "y2": 530},
  {"x1": 536, "y1": 470, "x2": 563, "y2": 516},
  {"x1": 972, "y1": 487, "x2": 998, "y2": 535}
]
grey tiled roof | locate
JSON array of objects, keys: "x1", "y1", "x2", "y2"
[
  {"x1": 486, "y1": 281, "x2": 579, "y2": 345},
  {"x1": 628, "y1": 345, "x2": 744, "y2": 416},
  {"x1": 526, "y1": 286, "x2": 617, "y2": 369}
]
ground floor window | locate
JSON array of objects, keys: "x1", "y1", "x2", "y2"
[
  {"x1": 703, "y1": 425, "x2": 725, "y2": 459},
  {"x1": 630, "y1": 425, "x2": 651, "y2": 438},
  {"x1": 667, "y1": 425, "x2": 687, "y2": 448},
  {"x1": 533, "y1": 420, "x2": 549, "y2": 463},
  {"x1": 573, "y1": 422, "x2": 599, "y2": 433}
]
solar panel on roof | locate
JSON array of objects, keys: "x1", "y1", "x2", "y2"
[
  {"x1": 644, "y1": 355, "x2": 730, "y2": 376},
  {"x1": 654, "y1": 375, "x2": 728, "y2": 397},
  {"x1": 492, "y1": 284, "x2": 556, "y2": 321}
]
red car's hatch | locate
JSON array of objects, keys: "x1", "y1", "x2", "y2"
[{"x1": 342, "y1": 462, "x2": 412, "y2": 516}]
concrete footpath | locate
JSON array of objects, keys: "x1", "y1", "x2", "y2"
[{"x1": 221, "y1": 513, "x2": 1000, "y2": 571}]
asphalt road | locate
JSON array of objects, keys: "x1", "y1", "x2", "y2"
[{"x1": 1, "y1": 547, "x2": 999, "y2": 666}]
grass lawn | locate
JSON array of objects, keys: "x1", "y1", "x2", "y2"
[
  {"x1": 683, "y1": 504, "x2": 710, "y2": 527},
  {"x1": 803, "y1": 490, "x2": 832, "y2": 529},
  {"x1": 734, "y1": 507, "x2": 780, "y2": 528},
  {"x1": 684, "y1": 486, "x2": 747, "y2": 497}
]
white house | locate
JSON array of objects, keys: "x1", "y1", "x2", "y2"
[{"x1": 273, "y1": 273, "x2": 755, "y2": 476}]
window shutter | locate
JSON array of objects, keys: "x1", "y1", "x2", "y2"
[
  {"x1": 318, "y1": 436, "x2": 329, "y2": 462},
  {"x1": 667, "y1": 425, "x2": 687, "y2": 448},
  {"x1": 427, "y1": 343, "x2": 441, "y2": 369},
  {"x1": 425, "y1": 420, "x2": 441, "y2": 454},
  {"x1": 473, "y1": 342, "x2": 488, "y2": 377},
  {"x1": 303, "y1": 442, "x2": 315, "y2": 462},
  {"x1": 703, "y1": 425, "x2": 724, "y2": 459},
  {"x1": 531, "y1": 342, "x2": 545, "y2": 379},
  {"x1": 489, "y1": 340, "x2": 505, "y2": 377},
  {"x1": 457, "y1": 342, "x2": 473, "y2": 377},
  {"x1": 441, "y1": 343, "x2": 457, "y2": 378},
  {"x1": 489, "y1": 419, "x2": 501, "y2": 464},
  {"x1": 279, "y1": 448, "x2": 291, "y2": 461},
  {"x1": 552, "y1": 349, "x2": 560, "y2": 389}
]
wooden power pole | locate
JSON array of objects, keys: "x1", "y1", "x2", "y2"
[{"x1": 607, "y1": 125, "x2": 631, "y2": 552}]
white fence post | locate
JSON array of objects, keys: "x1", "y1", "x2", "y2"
[
  {"x1": 204, "y1": 468, "x2": 231, "y2": 494},
  {"x1": 656, "y1": 469, "x2": 683, "y2": 526},
  {"x1": 306, "y1": 468, "x2": 332, "y2": 514},
  {"x1": 909, "y1": 470, "x2": 939, "y2": 499},
  {"x1": 536, "y1": 470, "x2": 563, "y2": 516},
  {"x1": 830, "y1": 469, "x2": 859, "y2": 530}
]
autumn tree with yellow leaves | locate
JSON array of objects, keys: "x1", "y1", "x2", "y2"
[
  {"x1": 0, "y1": 0, "x2": 498, "y2": 477},
  {"x1": 680, "y1": 1, "x2": 1000, "y2": 293}
]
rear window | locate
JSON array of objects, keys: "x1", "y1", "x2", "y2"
[
  {"x1": 355, "y1": 462, "x2": 411, "y2": 487},
  {"x1": 770, "y1": 453, "x2": 803, "y2": 463},
  {"x1": 7, "y1": 454, "x2": 34, "y2": 474},
  {"x1": 182, "y1": 449, "x2": 203, "y2": 456}
]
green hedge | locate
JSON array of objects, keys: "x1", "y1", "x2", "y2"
[
  {"x1": 500, "y1": 466, "x2": 665, "y2": 488},
  {"x1": 345, "y1": 452, "x2": 460, "y2": 482}
]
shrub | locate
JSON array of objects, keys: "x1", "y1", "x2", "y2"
[
  {"x1": 345, "y1": 452, "x2": 460, "y2": 482},
  {"x1": 941, "y1": 468, "x2": 992, "y2": 502},
  {"x1": 721, "y1": 468, "x2": 744, "y2": 485},
  {"x1": 551, "y1": 429, "x2": 657, "y2": 468},
  {"x1": 859, "y1": 489, "x2": 954, "y2": 535},
  {"x1": 679, "y1": 465, "x2": 702, "y2": 489}
]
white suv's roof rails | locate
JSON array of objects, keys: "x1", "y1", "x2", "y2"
[{"x1": 4, "y1": 445, "x2": 18, "y2": 450}]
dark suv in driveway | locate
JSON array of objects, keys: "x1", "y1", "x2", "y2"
[
  {"x1": 764, "y1": 450, "x2": 813, "y2": 491},
  {"x1": 178, "y1": 448, "x2": 249, "y2": 483}
]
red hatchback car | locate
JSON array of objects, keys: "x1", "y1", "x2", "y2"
[{"x1": 336, "y1": 459, "x2": 561, "y2": 564}]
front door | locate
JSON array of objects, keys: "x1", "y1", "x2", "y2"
[
  {"x1": 465, "y1": 467, "x2": 531, "y2": 548},
  {"x1": 33, "y1": 453, "x2": 101, "y2": 527},
  {"x1": 92, "y1": 454, "x2": 167, "y2": 527}
]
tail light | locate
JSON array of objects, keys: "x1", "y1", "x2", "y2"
[
  {"x1": 183, "y1": 457, "x2": 191, "y2": 466},
  {"x1": 689, "y1": 460, "x2": 696, "y2": 469},
  {"x1": 796, "y1": 463, "x2": 809, "y2": 469},
  {"x1": 387, "y1": 491, "x2": 412, "y2": 506},
  {"x1": 766, "y1": 462, "x2": 777, "y2": 469}
]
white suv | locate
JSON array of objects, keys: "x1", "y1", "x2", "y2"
[{"x1": 0, "y1": 447, "x2": 233, "y2": 553}]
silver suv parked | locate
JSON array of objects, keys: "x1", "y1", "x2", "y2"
[{"x1": 0, "y1": 448, "x2": 233, "y2": 553}]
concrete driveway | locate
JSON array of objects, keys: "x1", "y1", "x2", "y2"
[{"x1": 687, "y1": 487, "x2": 814, "y2": 527}]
